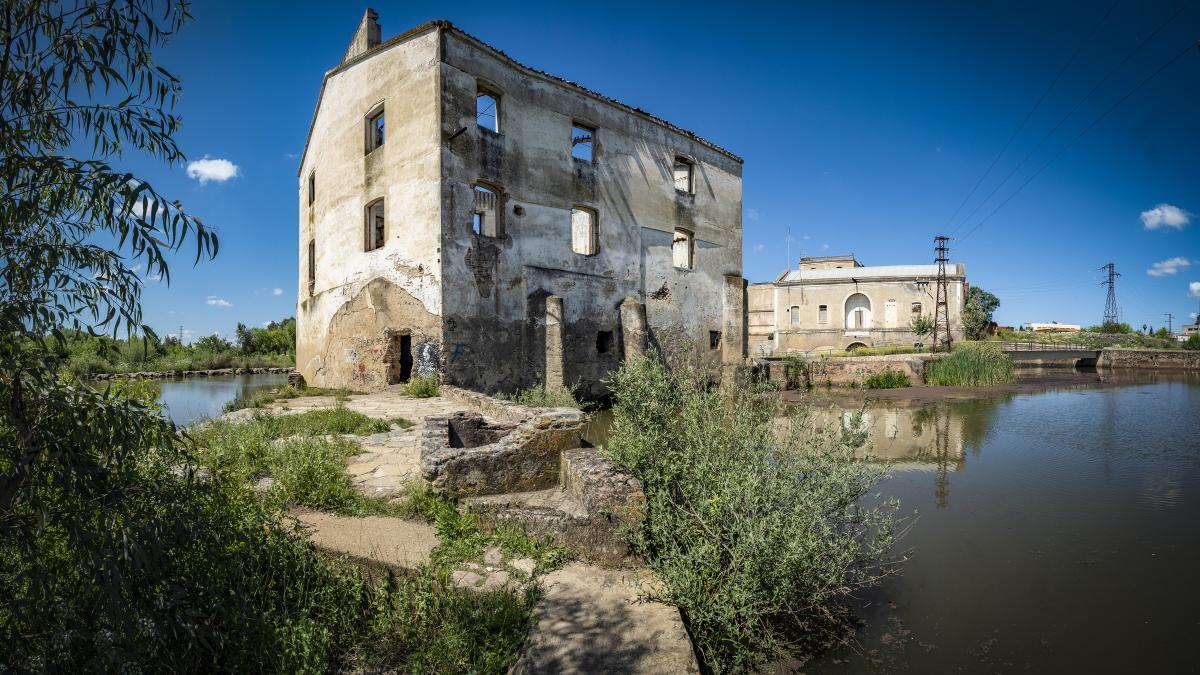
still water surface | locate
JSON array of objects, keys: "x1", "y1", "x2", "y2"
[
  {"x1": 593, "y1": 373, "x2": 1200, "y2": 672},
  {"x1": 94, "y1": 373, "x2": 288, "y2": 427}
]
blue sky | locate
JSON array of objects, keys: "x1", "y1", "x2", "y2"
[{"x1": 129, "y1": 0, "x2": 1200, "y2": 339}]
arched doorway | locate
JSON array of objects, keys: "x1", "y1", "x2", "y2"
[
  {"x1": 845, "y1": 293, "x2": 872, "y2": 329},
  {"x1": 846, "y1": 342, "x2": 869, "y2": 351}
]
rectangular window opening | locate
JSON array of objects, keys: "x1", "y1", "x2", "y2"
[
  {"x1": 365, "y1": 199, "x2": 385, "y2": 251},
  {"x1": 307, "y1": 239, "x2": 315, "y2": 291},
  {"x1": 672, "y1": 228, "x2": 694, "y2": 270},
  {"x1": 596, "y1": 330, "x2": 614, "y2": 354},
  {"x1": 673, "y1": 156, "x2": 694, "y2": 193},
  {"x1": 572, "y1": 124, "x2": 594, "y2": 161},
  {"x1": 709, "y1": 331, "x2": 721, "y2": 350},
  {"x1": 472, "y1": 184, "x2": 502, "y2": 237},
  {"x1": 476, "y1": 90, "x2": 499, "y2": 133},
  {"x1": 571, "y1": 206, "x2": 598, "y2": 255},
  {"x1": 366, "y1": 107, "x2": 385, "y2": 153},
  {"x1": 307, "y1": 171, "x2": 315, "y2": 205},
  {"x1": 789, "y1": 305, "x2": 800, "y2": 325},
  {"x1": 911, "y1": 302, "x2": 922, "y2": 314},
  {"x1": 818, "y1": 305, "x2": 829, "y2": 324}
]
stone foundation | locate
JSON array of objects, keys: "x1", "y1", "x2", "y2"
[{"x1": 1098, "y1": 348, "x2": 1200, "y2": 370}]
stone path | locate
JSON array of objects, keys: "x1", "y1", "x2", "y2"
[
  {"x1": 513, "y1": 563, "x2": 699, "y2": 674},
  {"x1": 273, "y1": 389, "x2": 470, "y2": 497},
  {"x1": 294, "y1": 508, "x2": 438, "y2": 570}
]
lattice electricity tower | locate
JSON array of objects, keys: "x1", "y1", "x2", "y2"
[
  {"x1": 932, "y1": 236, "x2": 953, "y2": 352},
  {"x1": 1100, "y1": 263, "x2": 1120, "y2": 328}
]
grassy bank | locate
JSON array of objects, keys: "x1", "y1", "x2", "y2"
[{"x1": 926, "y1": 342, "x2": 1015, "y2": 387}]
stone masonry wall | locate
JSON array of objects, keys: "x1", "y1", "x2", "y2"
[{"x1": 1098, "y1": 348, "x2": 1200, "y2": 370}]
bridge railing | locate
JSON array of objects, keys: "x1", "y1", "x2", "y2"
[{"x1": 997, "y1": 340, "x2": 1096, "y2": 352}]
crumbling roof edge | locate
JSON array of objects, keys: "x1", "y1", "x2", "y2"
[
  {"x1": 436, "y1": 21, "x2": 742, "y2": 163},
  {"x1": 297, "y1": 18, "x2": 742, "y2": 176}
]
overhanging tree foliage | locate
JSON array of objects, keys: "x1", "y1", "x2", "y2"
[{"x1": 962, "y1": 286, "x2": 1000, "y2": 340}]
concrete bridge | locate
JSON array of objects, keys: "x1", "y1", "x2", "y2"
[{"x1": 998, "y1": 341, "x2": 1101, "y2": 368}]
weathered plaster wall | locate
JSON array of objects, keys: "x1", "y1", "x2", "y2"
[
  {"x1": 296, "y1": 29, "x2": 444, "y2": 389},
  {"x1": 437, "y1": 31, "x2": 743, "y2": 397}
]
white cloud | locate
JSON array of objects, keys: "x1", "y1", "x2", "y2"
[
  {"x1": 747, "y1": 208, "x2": 759, "y2": 221},
  {"x1": 1147, "y1": 257, "x2": 1191, "y2": 277},
  {"x1": 261, "y1": 321, "x2": 272, "y2": 328},
  {"x1": 1190, "y1": 281, "x2": 1200, "y2": 299},
  {"x1": 186, "y1": 156, "x2": 241, "y2": 185},
  {"x1": 821, "y1": 243, "x2": 830, "y2": 251},
  {"x1": 206, "y1": 295, "x2": 232, "y2": 307},
  {"x1": 1140, "y1": 203, "x2": 1192, "y2": 230},
  {"x1": 272, "y1": 287, "x2": 283, "y2": 296},
  {"x1": 752, "y1": 244, "x2": 765, "y2": 253}
]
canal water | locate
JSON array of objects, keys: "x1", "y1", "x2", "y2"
[
  {"x1": 93, "y1": 373, "x2": 288, "y2": 427},
  {"x1": 591, "y1": 372, "x2": 1200, "y2": 672}
]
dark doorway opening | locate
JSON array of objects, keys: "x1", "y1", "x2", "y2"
[{"x1": 387, "y1": 333, "x2": 413, "y2": 384}]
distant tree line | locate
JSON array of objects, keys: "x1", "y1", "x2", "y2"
[{"x1": 55, "y1": 318, "x2": 296, "y2": 376}]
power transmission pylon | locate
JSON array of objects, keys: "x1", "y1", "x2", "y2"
[
  {"x1": 1164, "y1": 313, "x2": 1174, "y2": 334},
  {"x1": 1100, "y1": 263, "x2": 1120, "y2": 328},
  {"x1": 932, "y1": 236, "x2": 953, "y2": 351}
]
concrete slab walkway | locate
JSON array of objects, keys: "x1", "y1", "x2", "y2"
[
  {"x1": 512, "y1": 563, "x2": 699, "y2": 674},
  {"x1": 294, "y1": 508, "x2": 438, "y2": 570}
]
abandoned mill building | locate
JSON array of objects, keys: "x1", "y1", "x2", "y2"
[
  {"x1": 295, "y1": 11, "x2": 745, "y2": 395},
  {"x1": 747, "y1": 255, "x2": 967, "y2": 355}
]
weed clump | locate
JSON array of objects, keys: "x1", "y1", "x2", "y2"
[
  {"x1": 405, "y1": 375, "x2": 439, "y2": 398},
  {"x1": 925, "y1": 342, "x2": 1015, "y2": 387},
  {"x1": 863, "y1": 369, "x2": 911, "y2": 389},
  {"x1": 500, "y1": 384, "x2": 580, "y2": 408}
]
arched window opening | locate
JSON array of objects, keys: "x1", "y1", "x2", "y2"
[
  {"x1": 365, "y1": 199, "x2": 385, "y2": 251},
  {"x1": 845, "y1": 293, "x2": 872, "y2": 330},
  {"x1": 571, "y1": 206, "x2": 598, "y2": 255}
]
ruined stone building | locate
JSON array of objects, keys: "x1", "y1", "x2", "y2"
[
  {"x1": 747, "y1": 255, "x2": 966, "y2": 355},
  {"x1": 296, "y1": 12, "x2": 744, "y2": 395}
]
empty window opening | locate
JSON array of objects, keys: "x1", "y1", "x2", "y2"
[
  {"x1": 307, "y1": 171, "x2": 315, "y2": 206},
  {"x1": 789, "y1": 305, "x2": 800, "y2": 325},
  {"x1": 911, "y1": 302, "x2": 922, "y2": 315},
  {"x1": 709, "y1": 331, "x2": 721, "y2": 350},
  {"x1": 571, "y1": 206, "x2": 598, "y2": 255},
  {"x1": 386, "y1": 333, "x2": 413, "y2": 385},
  {"x1": 818, "y1": 305, "x2": 829, "y2": 324},
  {"x1": 572, "y1": 124, "x2": 594, "y2": 161},
  {"x1": 366, "y1": 106, "x2": 385, "y2": 153},
  {"x1": 476, "y1": 89, "x2": 499, "y2": 133},
  {"x1": 672, "y1": 228, "x2": 694, "y2": 270},
  {"x1": 673, "y1": 156, "x2": 694, "y2": 193},
  {"x1": 596, "y1": 330, "x2": 614, "y2": 354},
  {"x1": 307, "y1": 239, "x2": 315, "y2": 290},
  {"x1": 472, "y1": 184, "x2": 502, "y2": 237},
  {"x1": 365, "y1": 199, "x2": 385, "y2": 251}
]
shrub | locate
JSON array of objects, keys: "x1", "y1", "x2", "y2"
[
  {"x1": 925, "y1": 341, "x2": 1015, "y2": 387},
  {"x1": 1183, "y1": 334, "x2": 1200, "y2": 351},
  {"x1": 863, "y1": 369, "x2": 911, "y2": 389},
  {"x1": 405, "y1": 375, "x2": 439, "y2": 398},
  {"x1": 605, "y1": 351, "x2": 901, "y2": 671}
]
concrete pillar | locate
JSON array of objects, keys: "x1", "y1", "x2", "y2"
[
  {"x1": 619, "y1": 297, "x2": 647, "y2": 360},
  {"x1": 722, "y1": 274, "x2": 746, "y2": 365},
  {"x1": 545, "y1": 294, "x2": 565, "y2": 392}
]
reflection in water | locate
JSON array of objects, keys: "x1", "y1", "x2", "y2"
[
  {"x1": 809, "y1": 372, "x2": 1200, "y2": 674},
  {"x1": 90, "y1": 374, "x2": 287, "y2": 427}
]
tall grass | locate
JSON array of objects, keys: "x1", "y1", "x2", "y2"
[
  {"x1": 606, "y1": 350, "x2": 901, "y2": 671},
  {"x1": 500, "y1": 384, "x2": 580, "y2": 408},
  {"x1": 925, "y1": 342, "x2": 1015, "y2": 387},
  {"x1": 863, "y1": 369, "x2": 911, "y2": 389},
  {"x1": 405, "y1": 375, "x2": 439, "y2": 398}
]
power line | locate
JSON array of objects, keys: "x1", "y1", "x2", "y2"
[
  {"x1": 952, "y1": 1, "x2": 1196, "y2": 237},
  {"x1": 960, "y1": 36, "x2": 1200, "y2": 242},
  {"x1": 942, "y1": 0, "x2": 1118, "y2": 233}
]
